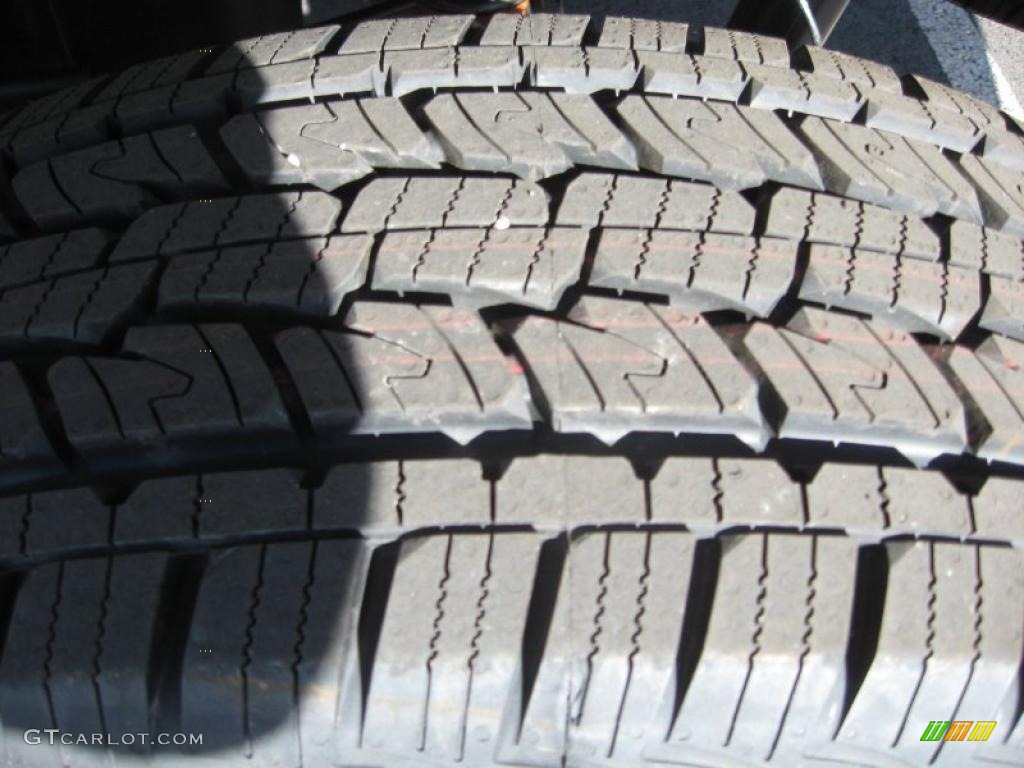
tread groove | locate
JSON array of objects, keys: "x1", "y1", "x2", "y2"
[
  {"x1": 0, "y1": 16, "x2": 1023, "y2": 766},
  {"x1": 357, "y1": 541, "x2": 399, "y2": 744},
  {"x1": 670, "y1": 538, "x2": 720, "y2": 739},
  {"x1": 239, "y1": 543, "x2": 266, "y2": 758},
  {"x1": 151, "y1": 554, "x2": 207, "y2": 736},
  {"x1": 518, "y1": 533, "x2": 568, "y2": 740}
]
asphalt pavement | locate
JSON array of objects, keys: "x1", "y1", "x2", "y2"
[{"x1": 547, "y1": 0, "x2": 1023, "y2": 119}]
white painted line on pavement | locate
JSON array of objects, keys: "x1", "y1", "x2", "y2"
[
  {"x1": 907, "y1": 0, "x2": 1023, "y2": 117},
  {"x1": 986, "y1": 49, "x2": 1024, "y2": 118}
]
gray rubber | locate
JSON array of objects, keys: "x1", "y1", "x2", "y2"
[{"x1": 0, "y1": 12, "x2": 1022, "y2": 768}]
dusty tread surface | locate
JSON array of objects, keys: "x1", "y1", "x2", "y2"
[
  {"x1": 0, "y1": 456, "x2": 1021, "y2": 767},
  {"x1": 1, "y1": 13, "x2": 1023, "y2": 768}
]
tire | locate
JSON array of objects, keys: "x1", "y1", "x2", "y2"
[{"x1": 0, "y1": 12, "x2": 1022, "y2": 767}]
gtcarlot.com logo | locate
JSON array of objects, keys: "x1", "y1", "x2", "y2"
[
  {"x1": 920, "y1": 720, "x2": 997, "y2": 742},
  {"x1": 23, "y1": 730, "x2": 203, "y2": 746}
]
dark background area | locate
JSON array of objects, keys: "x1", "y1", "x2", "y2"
[{"x1": 0, "y1": 0, "x2": 299, "y2": 78}]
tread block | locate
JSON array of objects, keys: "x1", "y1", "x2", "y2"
[
  {"x1": 361, "y1": 532, "x2": 452, "y2": 754},
  {"x1": 664, "y1": 534, "x2": 856, "y2": 763},
  {"x1": 12, "y1": 126, "x2": 229, "y2": 230},
  {"x1": 714, "y1": 459, "x2": 804, "y2": 528},
  {"x1": 496, "y1": 529, "x2": 696, "y2": 765},
  {"x1": 114, "y1": 475, "x2": 196, "y2": 545},
  {"x1": 340, "y1": 15, "x2": 474, "y2": 53},
  {"x1": 49, "y1": 323, "x2": 295, "y2": 466},
  {"x1": 295, "y1": 539, "x2": 371, "y2": 765},
  {"x1": 980, "y1": 275, "x2": 1024, "y2": 341},
  {"x1": 22, "y1": 488, "x2": 109, "y2": 556},
  {"x1": 805, "y1": 464, "x2": 885, "y2": 534},
  {"x1": 948, "y1": 220, "x2": 1024, "y2": 280},
  {"x1": 0, "y1": 363, "x2": 60, "y2": 484},
  {"x1": 763, "y1": 187, "x2": 940, "y2": 261},
  {"x1": 946, "y1": 334, "x2": 1024, "y2": 465},
  {"x1": 0, "y1": 80, "x2": 106, "y2": 160},
  {"x1": 864, "y1": 90, "x2": 982, "y2": 153},
  {"x1": 111, "y1": 191, "x2": 342, "y2": 263},
  {"x1": 33, "y1": 559, "x2": 111, "y2": 744},
  {"x1": 597, "y1": 16, "x2": 688, "y2": 51},
  {"x1": 267, "y1": 24, "x2": 342, "y2": 62},
  {"x1": 960, "y1": 153, "x2": 1024, "y2": 237},
  {"x1": 277, "y1": 303, "x2": 533, "y2": 444},
  {"x1": 480, "y1": 13, "x2": 590, "y2": 46},
  {"x1": 2, "y1": 458, "x2": 1021, "y2": 566},
  {"x1": 221, "y1": 100, "x2": 443, "y2": 191},
  {"x1": 820, "y1": 542, "x2": 984, "y2": 765},
  {"x1": 0, "y1": 261, "x2": 159, "y2": 345},
  {"x1": 0, "y1": 563, "x2": 65, "y2": 766},
  {"x1": 556, "y1": 173, "x2": 756, "y2": 234},
  {"x1": 563, "y1": 531, "x2": 695, "y2": 763},
  {"x1": 744, "y1": 308, "x2": 967, "y2": 464},
  {"x1": 371, "y1": 226, "x2": 588, "y2": 310},
  {"x1": 655, "y1": 535, "x2": 776, "y2": 760},
  {"x1": 769, "y1": 536, "x2": 862, "y2": 762},
  {"x1": 310, "y1": 52, "x2": 382, "y2": 98},
  {"x1": 638, "y1": 50, "x2": 748, "y2": 100},
  {"x1": 816, "y1": 541, "x2": 929, "y2": 759},
  {"x1": 647, "y1": 457, "x2": 720, "y2": 530},
  {"x1": 880, "y1": 467, "x2": 973, "y2": 538},
  {"x1": 617, "y1": 95, "x2": 823, "y2": 191},
  {"x1": 157, "y1": 234, "x2": 372, "y2": 317},
  {"x1": 931, "y1": 547, "x2": 1024, "y2": 765},
  {"x1": 237, "y1": 541, "x2": 315, "y2": 765},
  {"x1": 973, "y1": 482, "x2": 1024, "y2": 547},
  {"x1": 316, "y1": 459, "x2": 489, "y2": 535},
  {"x1": 113, "y1": 467, "x2": 347, "y2": 543},
  {"x1": 0, "y1": 552, "x2": 180, "y2": 750},
  {"x1": 589, "y1": 229, "x2": 798, "y2": 317},
  {"x1": 112, "y1": 470, "x2": 315, "y2": 545},
  {"x1": 807, "y1": 464, "x2": 970, "y2": 539},
  {"x1": 0, "y1": 229, "x2": 115, "y2": 290},
  {"x1": 800, "y1": 45, "x2": 902, "y2": 93},
  {"x1": 196, "y1": 469, "x2": 306, "y2": 538},
  {"x1": 182, "y1": 540, "x2": 362, "y2": 760},
  {"x1": 497, "y1": 455, "x2": 645, "y2": 527},
  {"x1": 5, "y1": 103, "x2": 113, "y2": 167},
  {"x1": 511, "y1": 296, "x2": 768, "y2": 447},
  {"x1": 94, "y1": 51, "x2": 207, "y2": 102},
  {"x1": 342, "y1": 176, "x2": 549, "y2": 233},
  {"x1": 702, "y1": 28, "x2": 789, "y2": 67},
  {"x1": 0, "y1": 77, "x2": 105, "y2": 139},
  {"x1": 235, "y1": 59, "x2": 318, "y2": 106},
  {"x1": 384, "y1": 46, "x2": 528, "y2": 97},
  {"x1": 529, "y1": 46, "x2": 639, "y2": 94},
  {"x1": 911, "y1": 74, "x2": 1003, "y2": 132},
  {"x1": 208, "y1": 25, "x2": 340, "y2": 73},
  {"x1": 425, "y1": 92, "x2": 637, "y2": 181},
  {"x1": 651, "y1": 457, "x2": 804, "y2": 531},
  {"x1": 798, "y1": 244, "x2": 980, "y2": 340},
  {"x1": 180, "y1": 544, "x2": 262, "y2": 750},
  {"x1": 96, "y1": 553, "x2": 175, "y2": 740},
  {"x1": 980, "y1": 128, "x2": 1024, "y2": 173},
  {"x1": 111, "y1": 73, "x2": 234, "y2": 135},
  {"x1": 744, "y1": 62, "x2": 863, "y2": 121},
  {"x1": 348, "y1": 532, "x2": 543, "y2": 763},
  {"x1": 799, "y1": 117, "x2": 983, "y2": 223}
]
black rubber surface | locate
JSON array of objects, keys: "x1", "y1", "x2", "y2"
[{"x1": 0, "y1": 13, "x2": 1022, "y2": 767}]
